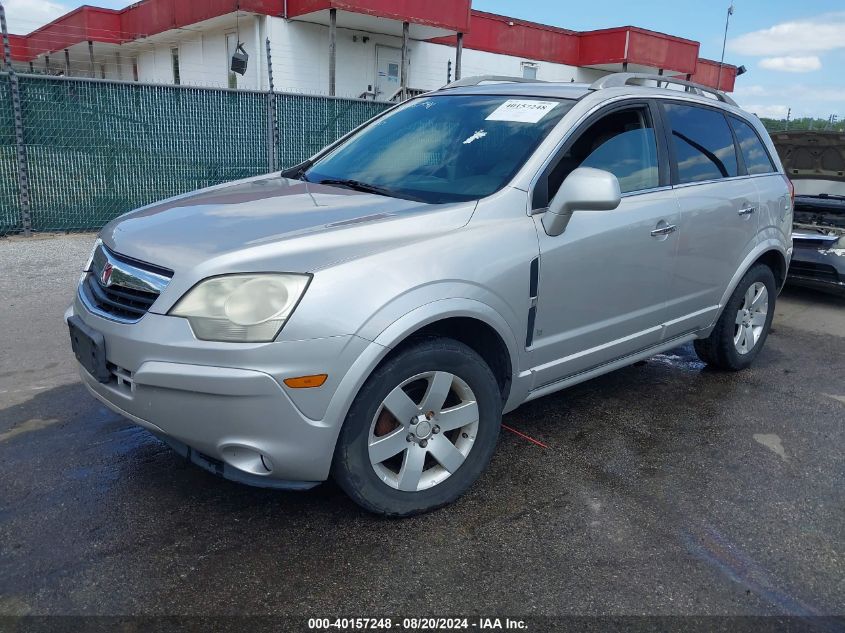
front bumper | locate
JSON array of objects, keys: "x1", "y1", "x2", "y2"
[
  {"x1": 787, "y1": 245, "x2": 845, "y2": 297},
  {"x1": 68, "y1": 293, "x2": 373, "y2": 485}
]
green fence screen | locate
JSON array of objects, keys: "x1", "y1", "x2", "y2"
[
  {"x1": 0, "y1": 74, "x2": 18, "y2": 234},
  {"x1": 0, "y1": 74, "x2": 391, "y2": 236}
]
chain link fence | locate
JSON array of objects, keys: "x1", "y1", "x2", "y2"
[
  {"x1": 0, "y1": 73, "x2": 391, "y2": 236},
  {"x1": 275, "y1": 93, "x2": 388, "y2": 168},
  {"x1": 0, "y1": 73, "x2": 19, "y2": 233}
]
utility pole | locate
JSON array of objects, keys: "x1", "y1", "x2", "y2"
[
  {"x1": 400, "y1": 21, "x2": 409, "y2": 101},
  {"x1": 455, "y1": 32, "x2": 463, "y2": 81},
  {"x1": 87, "y1": 40, "x2": 95, "y2": 78},
  {"x1": 1, "y1": 0, "x2": 32, "y2": 236},
  {"x1": 716, "y1": 3, "x2": 734, "y2": 91},
  {"x1": 785, "y1": 107, "x2": 791, "y2": 131},
  {"x1": 328, "y1": 8, "x2": 336, "y2": 96}
]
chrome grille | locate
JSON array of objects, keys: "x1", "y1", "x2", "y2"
[{"x1": 79, "y1": 243, "x2": 172, "y2": 323}]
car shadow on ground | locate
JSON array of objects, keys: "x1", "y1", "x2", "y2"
[
  {"x1": 2, "y1": 328, "x2": 842, "y2": 614},
  {"x1": 1, "y1": 341, "x2": 744, "y2": 528}
]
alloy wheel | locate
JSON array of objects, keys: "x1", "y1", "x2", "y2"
[
  {"x1": 734, "y1": 281, "x2": 769, "y2": 355},
  {"x1": 367, "y1": 371, "x2": 479, "y2": 492}
]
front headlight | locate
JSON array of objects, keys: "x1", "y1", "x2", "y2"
[
  {"x1": 79, "y1": 238, "x2": 103, "y2": 287},
  {"x1": 169, "y1": 273, "x2": 311, "y2": 342},
  {"x1": 83, "y1": 238, "x2": 102, "y2": 272}
]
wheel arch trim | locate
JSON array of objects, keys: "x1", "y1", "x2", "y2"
[
  {"x1": 710, "y1": 239, "x2": 788, "y2": 330},
  {"x1": 320, "y1": 299, "x2": 525, "y2": 471},
  {"x1": 372, "y1": 298, "x2": 525, "y2": 407}
]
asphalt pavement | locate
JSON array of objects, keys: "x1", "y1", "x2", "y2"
[{"x1": 0, "y1": 233, "x2": 843, "y2": 617}]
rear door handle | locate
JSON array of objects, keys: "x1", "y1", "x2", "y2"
[
  {"x1": 738, "y1": 206, "x2": 756, "y2": 216},
  {"x1": 650, "y1": 224, "x2": 677, "y2": 237}
]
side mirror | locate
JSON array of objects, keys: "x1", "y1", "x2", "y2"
[{"x1": 541, "y1": 167, "x2": 622, "y2": 237}]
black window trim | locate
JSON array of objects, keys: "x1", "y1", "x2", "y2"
[
  {"x1": 658, "y1": 98, "x2": 742, "y2": 186},
  {"x1": 728, "y1": 113, "x2": 749, "y2": 176},
  {"x1": 727, "y1": 114, "x2": 778, "y2": 176},
  {"x1": 530, "y1": 99, "x2": 670, "y2": 210}
]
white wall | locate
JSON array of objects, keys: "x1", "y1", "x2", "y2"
[
  {"x1": 267, "y1": 17, "x2": 605, "y2": 99},
  {"x1": 414, "y1": 42, "x2": 609, "y2": 87},
  {"x1": 30, "y1": 13, "x2": 609, "y2": 96},
  {"x1": 128, "y1": 16, "x2": 264, "y2": 89},
  {"x1": 267, "y1": 17, "x2": 408, "y2": 97}
]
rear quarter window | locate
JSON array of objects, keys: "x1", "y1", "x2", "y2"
[{"x1": 730, "y1": 117, "x2": 776, "y2": 175}]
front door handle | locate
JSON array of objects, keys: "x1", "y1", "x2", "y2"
[
  {"x1": 650, "y1": 224, "x2": 677, "y2": 237},
  {"x1": 738, "y1": 206, "x2": 756, "y2": 216}
]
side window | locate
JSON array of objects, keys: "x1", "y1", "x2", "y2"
[
  {"x1": 730, "y1": 117, "x2": 776, "y2": 175},
  {"x1": 545, "y1": 107, "x2": 660, "y2": 200},
  {"x1": 664, "y1": 103, "x2": 738, "y2": 183}
]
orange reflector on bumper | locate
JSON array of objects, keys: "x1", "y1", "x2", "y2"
[{"x1": 283, "y1": 374, "x2": 328, "y2": 388}]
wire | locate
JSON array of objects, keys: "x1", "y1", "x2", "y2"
[{"x1": 501, "y1": 424, "x2": 550, "y2": 449}]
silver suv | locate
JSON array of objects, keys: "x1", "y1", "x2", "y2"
[{"x1": 67, "y1": 74, "x2": 793, "y2": 516}]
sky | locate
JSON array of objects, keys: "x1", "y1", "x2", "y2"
[{"x1": 3, "y1": 0, "x2": 844, "y2": 120}]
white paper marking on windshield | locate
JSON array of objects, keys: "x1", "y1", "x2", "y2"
[{"x1": 485, "y1": 100, "x2": 559, "y2": 123}]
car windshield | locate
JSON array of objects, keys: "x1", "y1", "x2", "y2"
[{"x1": 303, "y1": 94, "x2": 573, "y2": 204}]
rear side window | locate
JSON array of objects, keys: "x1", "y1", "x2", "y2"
[
  {"x1": 730, "y1": 117, "x2": 776, "y2": 175},
  {"x1": 664, "y1": 103, "x2": 738, "y2": 183}
]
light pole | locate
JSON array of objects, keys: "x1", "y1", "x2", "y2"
[{"x1": 717, "y1": 3, "x2": 734, "y2": 91}]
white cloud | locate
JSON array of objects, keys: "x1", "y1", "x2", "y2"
[
  {"x1": 728, "y1": 12, "x2": 845, "y2": 56},
  {"x1": 739, "y1": 84, "x2": 845, "y2": 103},
  {"x1": 3, "y1": 0, "x2": 71, "y2": 34},
  {"x1": 805, "y1": 87, "x2": 845, "y2": 103},
  {"x1": 732, "y1": 84, "x2": 769, "y2": 97},
  {"x1": 741, "y1": 104, "x2": 791, "y2": 119},
  {"x1": 737, "y1": 85, "x2": 845, "y2": 118},
  {"x1": 759, "y1": 56, "x2": 822, "y2": 73}
]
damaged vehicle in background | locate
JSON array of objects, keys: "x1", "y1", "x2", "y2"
[{"x1": 772, "y1": 131, "x2": 845, "y2": 296}]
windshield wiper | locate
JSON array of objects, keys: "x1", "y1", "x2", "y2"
[
  {"x1": 280, "y1": 159, "x2": 313, "y2": 180},
  {"x1": 316, "y1": 178, "x2": 425, "y2": 202}
]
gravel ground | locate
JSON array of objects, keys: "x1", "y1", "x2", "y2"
[{"x1": 0, "y1": 233, "x2": 843, "y2": 618}]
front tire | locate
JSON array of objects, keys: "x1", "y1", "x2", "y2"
[
  {"x1": 693, "y1": 264, "x2": 776, "y2": 371},
  {"x1": 332, "y1": 337, "x2": 502, "y2": 517}
]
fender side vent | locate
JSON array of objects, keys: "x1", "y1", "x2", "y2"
[
  {"x1": 526, "y1": 257, "x2": 540, "y2": 347},
  {"x1": 529, "y1": 257, "x2": 539, "y2": 298},
  {"x1": 526, "y1": 306, "x2": 537, "y2": 348}
]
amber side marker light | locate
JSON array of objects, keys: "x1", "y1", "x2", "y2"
[{"x1": 283, "y1": 374, "x2": 328, "y2": 388}]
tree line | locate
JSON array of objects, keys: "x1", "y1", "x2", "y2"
[{"x1": 760, "y1": 116, "x2": 843, "y2": 133}]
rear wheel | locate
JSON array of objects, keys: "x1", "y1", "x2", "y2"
[
  {"x1": 693, "y1": 264, "x2": 776, "y2": 370},
  {"x1": 332, "y1": 337, "x2": 502, "y2": 516}
]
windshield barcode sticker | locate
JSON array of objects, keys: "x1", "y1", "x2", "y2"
[{"x1": 485, "y1": 99, "x2": 559, "y2": 123}]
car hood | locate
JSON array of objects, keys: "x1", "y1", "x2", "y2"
[
  {"x1": 772, "y1": 131, "x2": 845, "y2": 185},
  {"x1": 100, "y1": 175, "x2": 474, "y2": 272}
]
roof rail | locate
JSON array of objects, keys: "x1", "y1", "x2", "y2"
[
  {"x1": 443, "y1": 75, "x2": 546, "y2": 89},
  {"x1": 590, "y1": 73, "x2": 737, "y2": 107}
]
